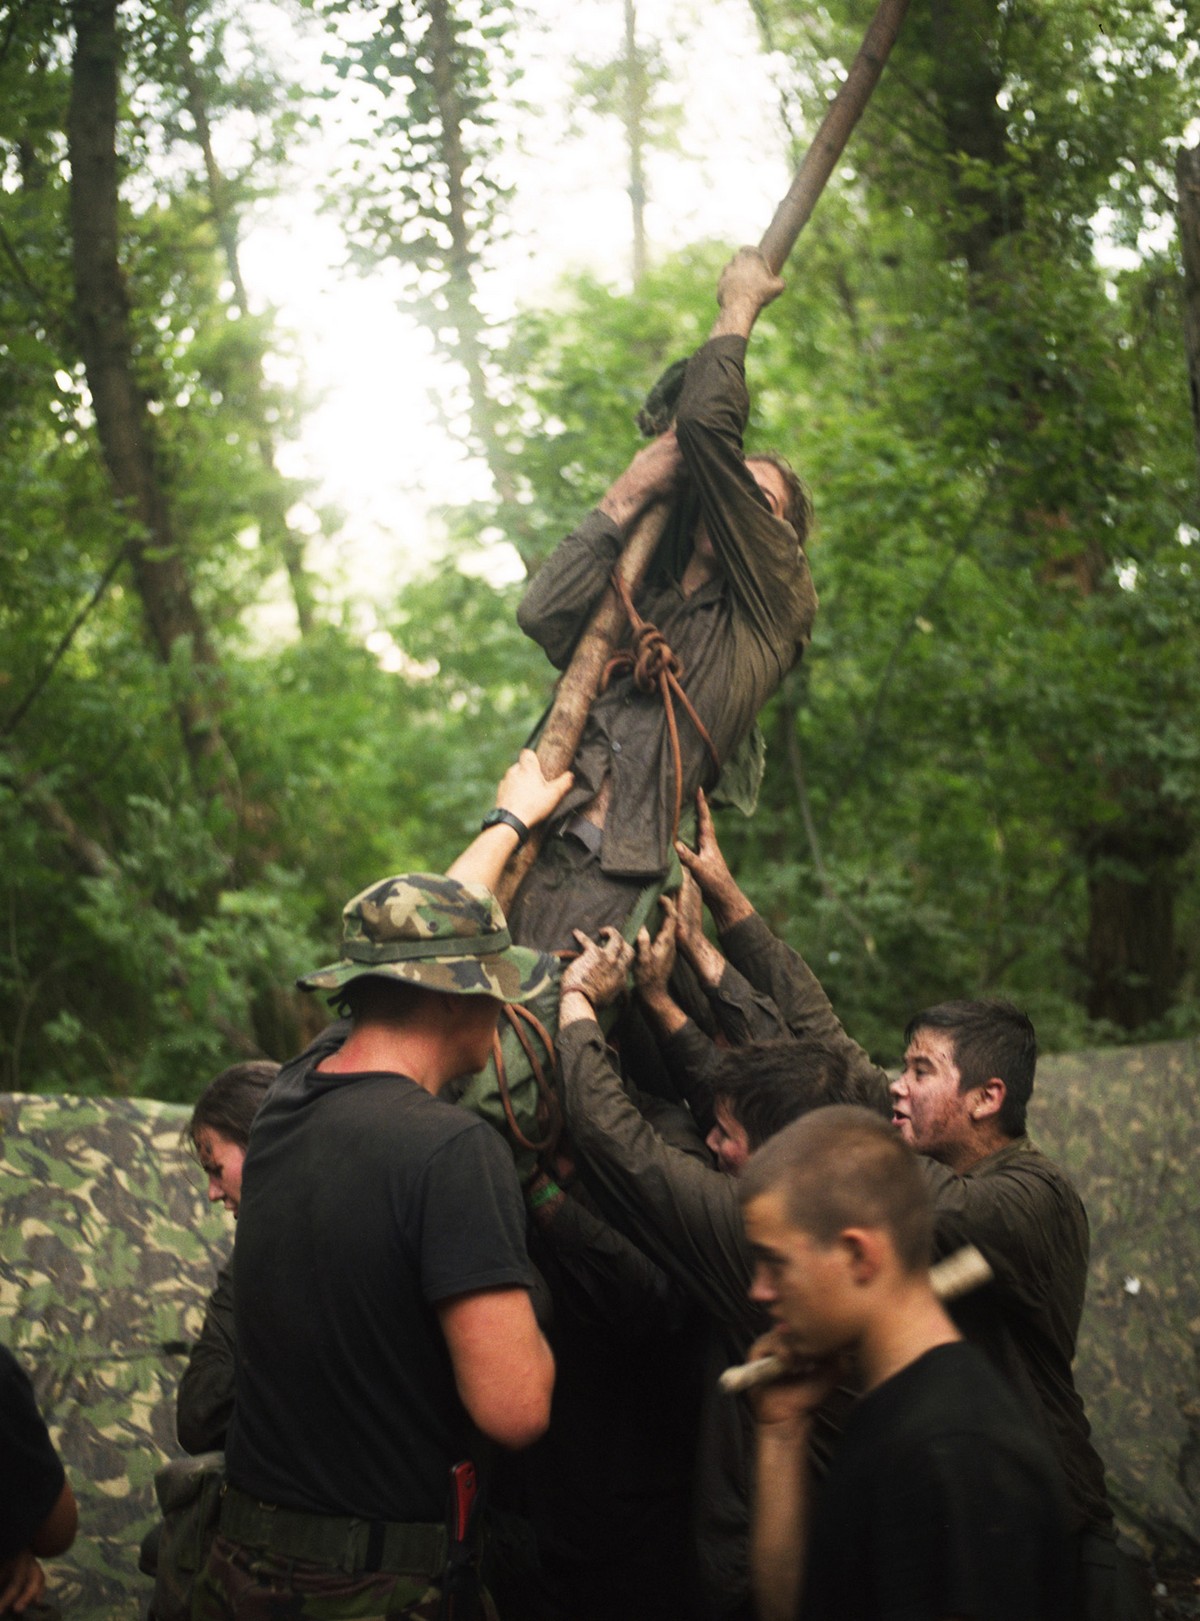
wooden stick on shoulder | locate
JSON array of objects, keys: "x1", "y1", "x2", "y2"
[{"x1": 718, "y1": 1242, "x2": 991, "y2": 1396}]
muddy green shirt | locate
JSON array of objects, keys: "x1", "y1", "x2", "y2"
[
  {"x1": 718, "y1": 909, "x2": 1115, "y2": 1536},
  {"x1": 517, "y1": 335, "x2": 816, "y2": 879}
]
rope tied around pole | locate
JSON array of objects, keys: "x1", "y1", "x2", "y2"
[{"x1": 600, "y1": 567, "x2": 722, "y2": 848}]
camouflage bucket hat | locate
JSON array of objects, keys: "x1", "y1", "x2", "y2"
[{"x1": 297, "y1": 872, "x2": 557, "y2": 1005}]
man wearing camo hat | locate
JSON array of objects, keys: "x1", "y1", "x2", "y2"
[{"x1": 193, "y1": 756, "x2": 567, "y2": 1621}]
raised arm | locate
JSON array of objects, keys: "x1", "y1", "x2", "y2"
[
  {"x1": 628, "y1": 907, "x2": 719, "y2": 1133},
  {"x1": 673, "y1": 251, "x2": 815, "y2": 669},
  {"x1": 710, "y1": 248, "x2": 785, "y2": 342},
  {"x1": 556, "y1": 930, "x2": 757, "y2": 1328},
  {"x1": 719, "y1": 911, "x2": 890, "y2": 1112},
  {"x1": 597, "y1": 431, "x2": 685, "y2": 530},
  {"x1": 516, "y1": 433, "x2": 684, "y2": 668},
  {"x1": 633, "y1": 893, "x2": 690, "y2": 1044},
  {"x1": 676, "y1": 790, "x2": 756, "y2": 934},
  {"x1": 681, "y1": 794, "x2": 890, "y2": 1111},
  {"x1": 630, "y1": 880, "x2": 788, "y2": 1141},
  {"x1": 446, "y1": 749, "x2": 574, "y2": 892}
]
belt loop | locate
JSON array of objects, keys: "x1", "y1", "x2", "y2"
[
  {"x1": 364, "y1": 1521, "x2": 386, "y2": 1573},
  {"x1": 342, "y1": 1518, "x2": 368, "y2": 1575}
]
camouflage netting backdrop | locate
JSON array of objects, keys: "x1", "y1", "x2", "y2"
[
  {"x1": 1029, "y1": 1040, "x2": 1200, "y2": 1567},
  {"x1": 0, "y1": 1093, "x2": 227, "y2": 1620},
  {"x1": 1, "y1": 1039, "x2": 1198, "y2": 1619}
]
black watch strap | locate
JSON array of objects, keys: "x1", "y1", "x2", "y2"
[{"x1": 480, "y1": 807, "x2": 531, "y2": 846}]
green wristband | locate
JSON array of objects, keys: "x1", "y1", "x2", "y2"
[{"x1": 527, "y1": 1179, "x2": 563, "y2": 1210}]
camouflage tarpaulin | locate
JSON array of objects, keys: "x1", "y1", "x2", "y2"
[
  {"x1": 0, "y1": 1039, "x2": 1197, "y2": 1618},
  {"x1": 1031, "y1": 1039, "x2": 1200, "y2": 1566},
  {"x1": 0, "y1": 1092, "x2": 228, "y2": 1620}
]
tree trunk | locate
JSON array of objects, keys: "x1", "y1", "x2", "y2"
[
  {"x1": 927, "y1": 0, "x2": 1021, "y2": 272},
  {"x1": 1083, "y1": 823, "x2": 1187, "y2": 1030},
  {"x1": 67, "y1": 0, "x2": 231, "y2": 791},
  {"x1": 1177, "y1": 141, "x2": 1200, "y2": 483},
  {"x1": 757, "y1": 0, "x2": 911, "y2": 274},
  {"x1": 168, "y1": 0, "x2": 317, "y2": 636}
]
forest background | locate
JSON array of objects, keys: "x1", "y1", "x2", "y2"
[{"x1": 2, "y1": 0, "x2": 1199, "y2": 1103}]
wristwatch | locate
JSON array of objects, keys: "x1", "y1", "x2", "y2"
[{"x1": 480, "y1": 807, "x2": 531, "y2": 846}]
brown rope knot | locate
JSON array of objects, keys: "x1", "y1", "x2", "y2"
[
  {"x1": 604, "y1": 617, "x2": 684, "y2": 695},
  {"x1": 599, "y1": 566, "x2": 722, "y2": 846}
]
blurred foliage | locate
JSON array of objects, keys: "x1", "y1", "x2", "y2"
[{"x1": 1, "y1": 0, "x2": 1198, "y2": 1106}]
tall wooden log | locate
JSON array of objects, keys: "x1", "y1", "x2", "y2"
[
  {"x1": 1177, "y1": 142, "x2": 1200, "y2": 481},
  {"x1": 532, "y1": 505, "x2": 671, "y2": 782},
  {"x1": 500, "y1": 0, "x2": 910, "y2": 904},
  {"x1": 758, "y1": 0, "x2": 911, "y2": 275}
]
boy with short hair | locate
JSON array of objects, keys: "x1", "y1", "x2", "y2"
[{"x1": 741, "y1": 1106, "x2": 1070, "y2": 1621}]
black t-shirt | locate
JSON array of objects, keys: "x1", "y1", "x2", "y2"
[
  {"x1": 224, "y1": 1054, "x2": 534, "y2": 1522},
  {"x1": 799, "y1": 1342, "x2": 1071, "y2": 1621},
  {"x1": 0, "y1": 1344, "x2": 66, "y2": 1562}
]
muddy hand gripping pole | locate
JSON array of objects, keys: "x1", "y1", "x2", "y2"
[{"x1": 498, "y1": 0, "x2": 910, "y2": 909}]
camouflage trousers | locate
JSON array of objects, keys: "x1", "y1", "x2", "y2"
[{"x1": 192, "y1": 1533, "x2": 499, "y2": 1621}]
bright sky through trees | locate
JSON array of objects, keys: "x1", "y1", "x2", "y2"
[
  {"x1": 233, "y1": 0, "x2": 793, "y2": 608},
  {"x1": 6, "y1": 0, "x2": 1198, "y2": 1106}
]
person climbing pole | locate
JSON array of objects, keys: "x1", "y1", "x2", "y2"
[{"x1": 506, "y1": 246, "x2": 817, "y2": 954}]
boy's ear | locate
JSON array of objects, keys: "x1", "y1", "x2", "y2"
[
  {"x1": 840, "y1": 1227, "x2": 886, "y2": 1286},
  {"x1": 970, "y1": 1077, "x2": 1006, "y2": 1123}
]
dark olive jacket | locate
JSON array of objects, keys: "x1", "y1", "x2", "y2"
[
  {"x1": 556, "y1": 1018, "x2": 759, "y2": 1618},
  {"x1": 176, "y1": 1254, "x2": 235, "y2": 1456},
  {"x1": 517, "y1": 335, "x2": 816, "y2": 880}
]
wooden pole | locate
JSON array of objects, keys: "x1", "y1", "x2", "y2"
[
  {"x1": 758, "y1": 0, "x2": 911, "y2": 275},
  {"x1": 499, "y1": 0, "x2": 911, "y2": 908},
  {"x1": 496, "y1": 505, "x2": 670, "y2": 906},
  {"x1": 526, "y1": 504, "x2": 671, "y2": 784}
]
